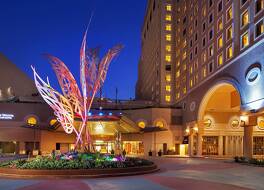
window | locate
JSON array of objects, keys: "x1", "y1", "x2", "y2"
[
  {"x1": 209, "y1": 29, "x2": 213, "y2": 40},
  {"x1": 176, "y1": 70, "x2": 180, "y2": 78},
  {"x1": 165, "y1": 74, "x2": 171, "y2": 82},
  {"x1": 166, "y1": 14, "x2": 172, "y2": 21},
  {"x1": 255, "y1": 20, "x2": 264, "y2": 38},
  {"x1": 166, "y1": 4, "x2": 172, "y2": 11},
  {"x1": 218, "y1": 17, "x2": 223, "y2": 31},
  {"x1": 202, "y1": 6, "x2": 206, "y2": 17},
  {"x1": 218, "y1": 53, "x2": 223, "y2": 66},
  {"x1": 165, "y1": 65, "x2": 171, "y2": 71},
  {"x1": 203, "y1": 37, "x2": 206, "y2": 47},
  {"x1": 227, "y1": 25, "x2": 233, "y2": 40},
  {"x1": 209, "y1": 62, "x2": 214, "y2": 73},
  {"x1": 227, "y1": 45, "x2": 233, "y2": 59},
  {"x1": 165, "y1": 55, "x2": 171, "y2": 62},
  {"x1": 203, "y1": 67, "x2": 207, "y2": 78},
  {"x1": 226, "y1": 6, "x2": 233, "y2": 21},
  {"x1": 241, "y1": 0, "x2": 247, "y2": 7},
  {"x1": 49, "y1": 119, "x2": 57, "y2": 126},
  {"x1": 27, "y1": 117, "x2": 37, "y2": 126},
  {"x1": 203, "y1": 22, "x2": 206, "y2": 32},
  {"x1": 255, "y1": 0, "x2": 264, "y2": 15},
  {"x1": 138, "y1": 121, "x2": 146, "y2": 129},
  {"x1": 209, "y1": 0, "x2": 213, "y2": 7},
  {"x1": 190, "y1": 79, "x2": 193, "y2": 88},
  {"x1": 166, "y1": 34, "x2": 172, "y2": 41},
  {"x1": 209, "y1": 45, "x2": 214, "y2": 57},
  {"x1": 209, "y1": 13, "x2": 213, "y2": 24},
  {"x1": 165, "y1": 95, "x2": 171, "y2": 102},
  {"x1": 183, "y1": 87, "x2": 187, "y2": 94},
  {"x1": 241, "y1": 10, "x2": 249, "y2": 28},
  {"x1": 166, "y1": 45, "x2": 171, "y2": 52},
  {"x1": 183, "y1": 51, "x2": 187, "y2": 60},
  {"x1": 202, "y1": 51, "x2": 207, "y2": 63},
  {"x1": 218, "y1": 1, "x2": 223, "y2": 12},
  {"x1": 241, "y1": 31, "x2": 249, "y2": 49},
  {"x1": 165, "y1": 24, "x2": 172, "y2": 31},
  {"x1": 218, "y1": 35, "x2": 223, "y2": 49},
  {"x1": 165, "y1": 85, "x2": 171, "y2": 92}
]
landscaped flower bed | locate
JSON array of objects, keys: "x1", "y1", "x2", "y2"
[
  {"x1": 234, "y1": 156, "x2": 264, "y2": 166},
  {"x1": 0, "y1": 152, "x2": 153, "y2": 170}
]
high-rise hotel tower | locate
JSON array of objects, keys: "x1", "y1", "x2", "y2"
[{"x1": 137, "y1": 0, "x2": 264, "y2": 158}]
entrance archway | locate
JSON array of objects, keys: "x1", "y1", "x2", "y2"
[
  {"x1": 197, "y1": 82, "x2": 243, "y2": 157},
  {"x1": 193, "y1": 81, "x2": 264, "y2": 158}
]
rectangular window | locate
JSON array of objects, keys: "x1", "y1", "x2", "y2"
[
  {"x1": 166, "y1": 4, "x2": 172, "y2": 11},
  {"x1": 218, "y1": 53, "x2": 223, "y2": 66},
  {"x1": 209, "y1": 29, "x2": 213, "y2": 40},
  {"x1": 255, "y1": 0, "x2": 264, "y2": 15},
  {"x1": 241, "y1": 0, "x2": 247, "y2": 7},
  {"x1": 227, "y1": 25, "x2": 233, "y2": 40},
  {"x1": 165, "y1": 55, "x2": 171, "y2": 62},
  {"x1": 165, "y1": 85, "x2": 171, "y2": 92},
  {"x1": 190, "y1": 79, "x2": 193, "y2": 88},
  {"x1": 183, "y1": 51, "x2": 187, "y2": 60},
  {"x1": 209, "y1": 62, "x2": 214, "y2": 73},
  {"x1": 176, "y1": 70, "x2": 180, "y2": 78},
  {"x1": 218, "y1": 1, "x2": 223, "y2": 12},
  {"x1": 166, "y1": 34, "x2": 172, "y2": 41},
  {"x1": 165, "y1": 65, "x2": 171, "y2": 71},
  {"x1": 203, "y1": 67, "x2": 207, "y2": 78},
  {"x1": 255, "y1": 20, "x2": 264, "y2": 38},
  {"x1": 218, "y1": 17, "x2": 223, "y2": 32},
  {"x1": 226, "y1": 6, "x2": 233, "y2": 21},
  {"x1": 241, "y1": 9, "x2": 249, "y2": 28},
  {"x1": 241, "y1": 31, "x2": 249, "y2": 49},
  {"x1": 218, "y1": 35, "x2": 223, "y2": 49},
  {"x1": 166, "y1": 45, "x2": 171, "y2": 52},
  {"x1": 209, "y1": 45, "x2": 214, "y2": 57},
  {"x1": 165, "y1": 74, "x2": 171, "y2": 82},
  {"x1": 166, "y1": 14, "x2": 172, "y2": 21},
  {"x1": 227, "y1": 45, "x2": 233, "y2": 59},
  {"x1": 165, "y1": 95, "x2": 171, "y2": 102},
  {"x1": 209, "y1": 13, "x2": 213, "y2": 24},
  {"x1": 165, "y1": 24, "x2": 172, "y2": 31}
]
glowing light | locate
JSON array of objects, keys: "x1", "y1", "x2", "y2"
[
  {"x1": 88, "y1": 112, "x2": 92, "y2": 116},
  {"x1": 185, "y1": 128, "x2": 190, "y2": 134},
  {"x1": 108, "y1": 112, "x2": 113, "y2": 116},
  {"x1": 99, "y1": 112, "x2": 103, "y2": 116}
]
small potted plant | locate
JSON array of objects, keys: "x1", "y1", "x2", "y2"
[{"x1": 148, "y1": 150, "x2": 152, "y2": 156}]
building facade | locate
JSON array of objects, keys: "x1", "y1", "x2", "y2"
[{"x1": 137, "y1": 0, "x2": 264, "y2": 158}]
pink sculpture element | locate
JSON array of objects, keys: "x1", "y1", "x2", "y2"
[{"x1": 32, "y1": 31, "x2": 122, "y2": 149}]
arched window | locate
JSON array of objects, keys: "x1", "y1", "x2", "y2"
[
  {"x1": 138, "y1": 121, "x2": 146, "y2": 129},
  {"x1": 155, "y1": 120, "x2": 165, "y2": 128},
  {"x1": 49, "y1": 119, "x2": 57, "y2": 126},
  {"x1": 27, "y1": 117, "x2": 37, "y2": 126}
]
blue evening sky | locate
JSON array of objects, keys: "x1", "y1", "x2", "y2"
[{"x1": 0, "y1": 0, "x2": 147, "y2": 99}]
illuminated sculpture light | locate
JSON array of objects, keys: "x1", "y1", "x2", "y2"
[{"x1": 31, "y1": 31, "x2": 122, "y2": 150}]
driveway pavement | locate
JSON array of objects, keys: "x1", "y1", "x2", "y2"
[{"x1": 0, "y1": 157, "x2": 263, "y2": 190}]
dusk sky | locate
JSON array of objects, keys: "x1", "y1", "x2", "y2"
[{"x1": 0, "y1": 0, "x2": 147, "y2": 99}]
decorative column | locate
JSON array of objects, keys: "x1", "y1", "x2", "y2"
[
  {"x1": 188, "y1": 134, "x2": 193, "y2": 156},
  {"x1": 243, "y1": 125, "x2": 253, "y2": 158},
  {"x1": 218, "y1": 136, "x2": 223, "y2": 156}
]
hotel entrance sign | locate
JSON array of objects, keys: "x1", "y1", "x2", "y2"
[{"x1": 0, "y1": 113, "x2": 14, "y2": 120}]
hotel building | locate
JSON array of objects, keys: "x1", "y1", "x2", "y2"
[{"x1": 137, "y1": 0, "x2": 264, "y2": 157}]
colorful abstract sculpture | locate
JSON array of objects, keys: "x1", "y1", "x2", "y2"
[{"x1": 31, "y1": 31, "x2": 122, "y2": 149}]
